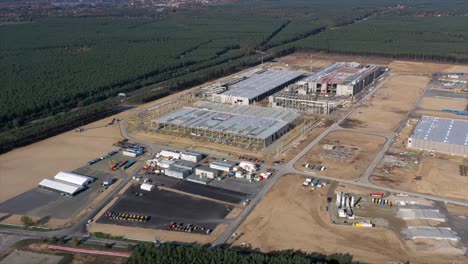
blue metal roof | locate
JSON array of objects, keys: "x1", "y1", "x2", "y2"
[{"x1": 411, "y1": 116, "x2": 468, "y2": 145}]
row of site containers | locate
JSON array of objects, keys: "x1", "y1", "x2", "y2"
[
  {"x1": 87, "y1": 150, "x2": 118, "y2": 165},
  {"x1": 371, "y1": 197, "x2": 392, "y2": 207}
]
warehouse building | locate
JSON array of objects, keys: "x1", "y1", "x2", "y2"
[
  {"x1": 164, "y1": 166, "x2": 190, "y2": 179},
  {"x1": 210, "y1": 160, "x2": 235, "y2": 172},
  {"x1": 38, "y1": 179, "x2": 84, "y2": 196},
  {"x1": 157, "y1": 159, "x2": 175, "y2": 169},
  {"x1": 300, "y1": 62, "x2": 385, "y2": 96},
  {"x1": 181, "y1": 151, "x2": 203, "y2": 163},
  {"x1": 153, "y1": 101, "x2": 301, "y2": 147},
  {"x1": 54, "y1": 171, "x2": 94, "y2": 186},
  {"x1": 407, "y1": 116, "x2": 468, "y2": 156},
  {"x1": 212, "y1": 69, "x2": 303, "y2": 105},
  {"x1": 195, "y1": 166, "x2": 219, "y2": 179},
  {"x1": 173, "y1": 160, "x2": 198, "y2": 172}
]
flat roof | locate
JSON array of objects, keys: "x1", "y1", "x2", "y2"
[
  {"x1": 210, "y1": 160, "x2": 235, "y2": 167},
  {"x1": 166, "y1": 166, "x2": 190, "y2": 173},
  {"x1": 221, "y1": 69, "x2": 303, "y2": 99},
  {"x1": 196, "y1": 166, "x2": 219, "y2": 173},
  {"x1": 155, "y1": 101, "x2": 300, "y2": 140},
  {"x1": 39, "y1": 179, "x2": 84, "y2": 195},
  {"x1": 302, "y1": 62, "x2": 382, "y2": 86},
  {"x1": 410, "y1": 116, "x2": 468, "y2": 146}
]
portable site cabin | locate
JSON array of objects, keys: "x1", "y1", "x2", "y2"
[
  {"x1": 39, "y1": 179, "x2": 84, "y2": 196},
  {"x1": 173, "y1": 160, "x2": 198, "y2": 172},
  {"x1": 159, "y1": 150, "x2": 181, "y2": 159},
  {"x1": 180, "y1": 151, "x2": 203, "y2": 163},
  {"x1": 140, "y1": 183, "x2": 155, "y2": 191},
  {"x1": 209, "y1": 161, "x2": 235, "y2": 172},
  {"x1": 165, "y1": 166, "x2": 190, "y2": 179},
  {"x1": 54, "y1": 172, "x2": 94, "y2": 186},
  {"x1": 239, "y1": 161, "x2": 256, "y2": 172},
  {"x1": 157, "y1": 159, "x2": 175, "y2": 169},
  {"x1": 195, "y1": 166, "x2": 219, "y2": 179}
]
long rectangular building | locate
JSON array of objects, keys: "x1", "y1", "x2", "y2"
[
  {"x1": 39, "y1": 179, "x2": 84, "y2": 196},
  {"x1": 407, "y1": 116, "x2": 468, "y2": 156},
  {"x1": 213, "y1": 69, "x2": 303, "y2": 105},
  {"x1": 301, "y1": 62, "x2": 385, "y2": 96},
  {"x1": 153, "y1": 101, "x2": 301, "y2": 147}
]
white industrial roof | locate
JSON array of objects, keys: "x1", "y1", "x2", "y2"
[
  {"x1": 54, "y1": 171, "x2": 94, "y2": 186},
  {"x1": 210, "y1": 161, "x2": 235, "y2": 168},
  {"x1": 411, "y1": 116, "x2": 468, "y2": 145},
  {"x1": 39, "y1": 179, "x2": 84, "y2": 195},
  {"x1": 221, "y1": 70, "x2": 303, "y2": 99},
  {"x1": 155, "y1": 101, "x2": 300, "y2": 141}
]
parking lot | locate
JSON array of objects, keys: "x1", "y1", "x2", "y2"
[
  {"x1": 97, "y1": 185, "x2": 232, "y2": 231},
  {"x1": 146, "y1": 175, "x2": 250, "y2": 204},
  {"x1": 0, "y1": 166, "x2": 119, "y2": 219}
]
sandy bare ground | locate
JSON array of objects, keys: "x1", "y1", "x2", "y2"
[
  {"x1": 346, "y1": 74, "x2": 429, "y2": 133},
  {"x1": 418, "y1": 97, "x2": 467, "y2": 112},
  {"x1": 0, "y1": 83, "x2": 205, "y2": 204},
  {"x1": 299, "y1": 131, "x2": 385, "y2": 180},
  {"x1": 280, "y1": 52, "x2": 392, "y2": 69},
  {"x1": 371, "y1": 158, "x2": 468, "y2": 201},
  {"x1": 414, "y1": 109, "x2": 468, "y2": 121},
  {"x1": 230, "y1": 175, "x2": 412, "y2": 263},
  {"x1": 89, "y1": 222, "x2": 227, "y2": 245}
]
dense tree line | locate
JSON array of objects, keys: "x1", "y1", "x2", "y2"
[
  {"x1": 126, "y1": 243, "x2": 356, "y2": 264},
  {"x1": 2, "y1": 0, "x2": 468, "y2": 153},
  {"x1": 296, "y1": 15, "x2": 468, "y2": 63}
]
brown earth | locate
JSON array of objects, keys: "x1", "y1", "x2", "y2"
[
  {"x1": 0, "y1": 83, "x2": 204, "y2": 204},
  {"x1": 89, "y1": 222, "x2": 227, "y2": 245},
  {"x1": 346, "y1": 74, "x2": 429, "y2": 133},
  {"x1": 230, "y1": 175, "x2": 413, "y2": 263},
  {"x1": 418, "y1": 97, "x2": 467, "y2": 112},
  {"x1": 371, "y1": 158, "x2": 468, "y2": 201},
  {"x1": 299, "y1": 131, "x2": 386, "y2": 180},
  {"x1": 414, "y1": 109, "x2": 468, "y2": 121}
]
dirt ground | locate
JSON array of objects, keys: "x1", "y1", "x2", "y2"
[
  {"x1": 230, "y1": 175, "x2": 415, "y2": 263},
  {"x1": 280, "y1": 52, "x2": 392, "y2": 69},
  {"x1": 0, "y1": 82, "x2": 207, "y2": 204},
  {"x1": 418, "y1": 97, "x2": 467, "y2": 112},
  {"x1": 414, "y1": 109, "x2": 468, "y2": 121},
  {"x1": 345, "y1": 74, "x2": 429, "y2": 133},
  {"x1": 89, "y1": 222, "x2": 226, "y2": 245},
  {"x1": 371, "y1": 157, "x2": 468, "y2": 201},
  {"x1": 299, "y1": 131, "x2": 385, "y2": 180}
]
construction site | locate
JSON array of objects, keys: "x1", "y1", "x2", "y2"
[
  {"x1": 229, "y1": 175, "x2": 467, "y2": 263},
  {"x1": 1, "y1": 51, "x2": 467, "y2": 263},
  {"x1": 128, "y1": 60, "x2": 385, "y2": 158}
]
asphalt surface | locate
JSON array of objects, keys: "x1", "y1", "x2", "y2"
[
  {"x1": 97, "y1": 187, "x2": 232, "y2": 230},
  {"x1": 150, "y1": 175, "x2": 249, "y2": 204}
]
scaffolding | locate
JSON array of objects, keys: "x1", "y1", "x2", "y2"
[
  {"x1": 150, "y1": 101, "x2": 301, "y2": 149},
  {"x1": 269, "y1": 91, "x2": 337, "y2": 114}
]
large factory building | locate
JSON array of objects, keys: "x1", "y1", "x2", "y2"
[
  {"x1": 407, "y1": 116, "x2": 468, "y2": 156},
  {"x1": 299, "y1": 62, "x2": 385, "y2": 96},
  {"x1": 152, "y1": 101, "x2": 301, "y2": 147},
  {"x1": 212, "y1": 69, "x2": 303, "y2": 105}
]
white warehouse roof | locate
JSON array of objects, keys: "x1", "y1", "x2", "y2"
[
  {"x1": 39, "y1": 179, "x2": 84, "y2": 196},
  {"x1": 221, "y1": 70, "x2": 303, "y2": 100},
  {"x1": 54, "y1": 171, "x2": 94, "y2": 186}
]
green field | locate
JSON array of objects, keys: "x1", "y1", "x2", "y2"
[{"x1": 1, "y1": 0, "x2": 468, "y2": 152}]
